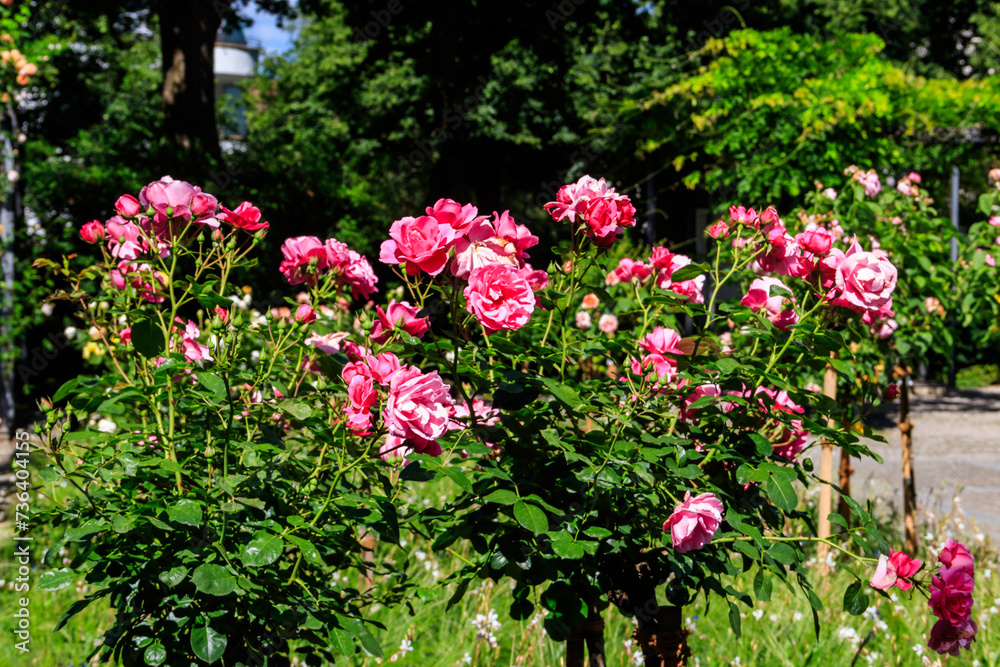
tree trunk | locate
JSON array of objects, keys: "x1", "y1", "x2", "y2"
[
  {"x1": 899, "y1": 378, "x2": 919, "y2": 554},
  {"x1": 159, "y1": 0, "x2": 227, "y2": 169},
  {"x1": 634, "y1": 607, "x2": 689, "y2": 667},
  {"x1": 566, "y1": 604, "x2": 606, "y2": 667},
  {"x1": 816, "y1": 353, "x2": 837, "y2": 574}
]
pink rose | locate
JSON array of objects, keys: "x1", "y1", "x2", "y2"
[
  {"x1": 80, "y1": 220, "x2": 104, "y2": 244},
  {"x1": 928, "y1": 618, "x2": 977, "y2": 656},
  {"x1": 138, "y1": 176, "x2": 218, "y2": 238},
  {"x1": 370, "y1": 300, "x2": 429, "y2": 343},
  {"x1": 105, "y1": 217, "x2": 147, "y2": 261},
  {"x1": 342, "y1": 362, "x2": 377, "y2": 433},
  {"x1": 832, "y1": 241, "x2": 898, "y2": 321},
  {"x1": 575, "y1": 311, "x2": 592, "y2": 329},
  {"x1": 214, "y1": 306, "x2": 229, "y2": 324},
  {"x1": 870, "y1": 553, "x2": 898, "y2": 590},
  {"x1": 631, "y1": 326, "x2": 684, "y2": 382},
  {"x1": 519, "y1": 264, "x2": 549, "y2": 291},
  {"x1": 729, "y1": 205, "x2": 758, "y2": 227},
  {"x1": 379, "y1": 215, "x2": 456, "y2": 276},
  {"x1": 678, "y1": 383, "x2": 722, "y2": 422},
  {"x1": 907, "y1": 171, "x2": 921, "y2": 183},
  {"x1": 662, "y1": 491, "x2": 725, "y2": 553},
  {"x1": 111, "y1": 261, "x2": 166, "y2": 303},
  {"x1": 114, "y1": 195, "x2": 142, "y2": 218},
  {"x1": 795, "y1": 228, "x2": 833, "y2": 255},
  {"x1": 450, "y1": 211, "x2": 536, "y2": 279},
  {"x1": 611, "y1": 257, "x2": 653, "y2": 284},
  {"x1": 383, "y1": 366, "x2": 455, "y2": 444},
  {"x1": 279, "y1": 236, "x2": 330, "y2": 285},
  {"x1": 306, "y1": 331, "x2": 349, "y2": 355},
  {"x1": 425, "y1": 198, "x2": 484, "y2": 234},
  {"x1": 341, "y1": 249, "x2": 379, "y2": 299},
  {"x1": 366, "y1": 352, "x2": 403, "y2": 385},
  {"x1": 889, "y1": 550, "x2": 922, "y2": 591},
  {"x1": 295, "y1": 304, "x2": 317, "y2": 324},
  {"x1": 986, "y1": 254, "x2": 996, "y2": 267},
  {"x1": 581, "y1": 293, "x2": 600, "y2": 309},
  {"x1": 707, "y1": 220, "x2": 729, "y2": 239},
  {"x1": 598, "y1": 313, "x2": 618, "y2": 334},
  {"x1": 929, "y1": 566, "x2": 975, "y2": 626},
  {"x1": 544, "y1": 175, "x2": 635, "y2": 246},
  {"x1": 179, "y1": 319, "x2": 212, "y2": 362},
  {"x1": 740, "y1": 277, "x2": 798, "y2": 331},
  {"x1": 870, "y1": 318, "x2": 898, "y2": 339},
  {"x1": 989, "y1": 216, "x2": 1000, "y2": 227},
  {"x1": 464, "y1": 263, "x2": 536, "y2": 332},
  {"x1": 219, "y1": 201, "x2": 269, "y2": 232},
  {"x1": 938, "y1": 539, "x2": 975, "y2": 576}
]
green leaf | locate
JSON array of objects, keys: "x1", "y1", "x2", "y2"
[
  {"x1": 753, "y1": 568, "x2": 772, "y2": 602},
  {"x1": 191, "y1": 564, "x2": 237, "y2": 596},
  {"x1": 52, "y1": 377, "x2": 79, "y2": 403},
  {"x1": 549, "y1": 532, "x2": 586, "y2": 559},
  {"x1": 54, "y1": 598, "x2": 91, "y2": 632},
  {"x1": 843, "y1": 581, "x2": 869, "y2": 616},
  {"x1": 144, "y1": 642, "x2": 167, "y2": 666},
  {"x1": 439, "y1": 466, "x2": 473, "y2": 492},
  {"x1": 240, "y1": 530, "x2": 284, "y2": 567},
  {"x1": 728, "y1": 601, "x2": 742, "y2": 639},
  {"x1": 37, "y1": 465, "x2": 62, "y2": 482},
  {"x1": 764, "y1": 475, "x2": 798, "y2": 512},
  {"x1": 197, "y1": 373, "x2": 227, "y2": 400},
  {"x1": 165, "y1": 499, "x2": 203, "y2": 528},
  {"x1": 131, "y1": 317, "x2": 167, "y2": 359},
  {"x1": 286, "y1": 535, "x2": 326, "y2": 567},
  {"x1": 39, "y1": 568, "x2": 75, "y2": 591},
  {"x1": 158, "y1": 566, "x2": 187, "y2": 588},
  {"x1": 513, "y1": 501, "x2": 549, "y2": 535},
  {"x1": 483, "y1": 489, "x2": 519, "y2": 505},
  {"x1": 191, "y1": 622, "x2": 227, "y2": 664},
  {"x1": 328, "y1": 627, "x2": 354, "y2": 657},
  {"x1": 748, "y1": 433, "x2": 772, "y2": 456},
  {"x1": 281, "y1": 400, "x2": 313, "y2": 420},
  {"x1": 537, "y1": 377, "x2": 582, "y2": 409},
  {"x1": 111, "y1": 514, "x2": 136, "y2": 534},
  {"x1": 358, "y1": 630, "x2": 384, "y2": 659},
  {"x1": 766, "y1": 542, "x2": 797, "y2": 565}
]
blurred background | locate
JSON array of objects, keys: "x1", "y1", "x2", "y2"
[{"x1": 5, "y1": 0, "x2": 1000, "y2": 424}]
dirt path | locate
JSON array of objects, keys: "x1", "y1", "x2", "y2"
[{"x1": 851, "y1": 385, "x2": 1000, "y2": 540}]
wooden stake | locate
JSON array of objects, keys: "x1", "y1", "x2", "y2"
[
  {"x1": 816, "y1": 354, "x2": 837, "y2": 575},
  {"x1": 899, "y1": 378, "x2": 919, "y2": 554}
]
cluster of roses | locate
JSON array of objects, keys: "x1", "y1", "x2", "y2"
[
  {"x1": 714, "y1": 204, "x2": 898, "y2": 330},
  {"x1": 845, "y1": 164, "x2": 883, "y2": 198},
  {"x1": 606, "y1": 247, "x2": 706, "y2": 304},
  {"x1": 82, "y1": 177, "x2": 270, "y2": 303},
  {"x1": 1, "y1": 44, "x2": 37, "y2": 86},
  {"x1": 278, "y1": 235, "x2": 378, "y2": 299},
  {"x1": 544, "y1": 175, "x2": 637, "y2": 246},
  {"x1": 379, "y1": 199, "x2": 547, "y2": 333}
]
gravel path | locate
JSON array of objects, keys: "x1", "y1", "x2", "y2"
[{"x1": 852, "y1": 385, "x2": 1000, "y2": 540}]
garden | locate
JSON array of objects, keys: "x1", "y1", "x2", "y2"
[{"x1": 2, "y1": 2, "x2": 1000, "y2": 667}]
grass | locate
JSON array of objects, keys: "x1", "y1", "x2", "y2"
[{"x1": 3, "y1": 480, "x2": 999, "y2": 666}]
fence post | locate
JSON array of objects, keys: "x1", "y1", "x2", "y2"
[
  {"x1": 899, "y1": 376, "x2": 919, "y2": 554},
  {"x1": 816, "y1": 353, "x2": 837, "y2": 574}
]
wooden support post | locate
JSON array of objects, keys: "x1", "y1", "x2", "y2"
[
  {"x1": 816, "y1": 354, "x2": 837, "y2": 575},
  {"x1": 899, "y1": 378, "x2": 919, "y2": 554}
]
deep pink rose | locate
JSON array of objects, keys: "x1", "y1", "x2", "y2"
[
  {"x1": 796, "y1": 228, "x2": 834, "y2": 255},
  {"x1": 519, "y1": 264, "x2": 549, "y2": 291},
  {"x1": 365, "y1": 352, "x2": 403, "y2": 385},
  {"x1": 295, "y1": 304, "x2": 316, "y2": 324},
  {"x1": 341, "y1": 249, "x2": 379, "y2": 299},
  {"x1": 678, "y1": 384, "x2": 722, "y2": 422},
  {"x1": 219, "y1": 201, "x2": 269, "y2": 231},
  {"x1": 179, "y1": 319, "x2": 212, "y2": 362},
  {"x1": 544, "y1": 175, "x2": 635, "y2": 246},
  {"x1": 938, "y1": 539, "x2": 975, "y2": 576},
  {"x1": 379, "y1": 215, "x2": 456, "y2": 276},
  {"x1": 833, "y1": 241, "x2": 898, "y2": 319},
  {"x1": 342, "y1": 362, "x2": 377, "y2": 433},
  {"x1": 707, "y1": 220, "x2": 729, "y2": 239},
  {"x1": 370, "y1": 300, "x2": 429, "y2": 343},
  {"x1": 888, "y1": 550, "x2": 922, "y2": 591},
  {"x1": 450, "y1": 211, "x2": 535, "y2": 278},
  {"x1": 729, "y1": 205, "x2": 758, "y2": 227},
  {"x1": 279, "y1": 236, "x2": 330, "y2": 285},
  {"x1": 631, "y1": 326, "x2": 684, "y2": 382},
  {"x1": 928, "y1": 618, "x2": 977, "y2": 656},
  {"x1": 383, "y1": 366, "x2": 455, "y2": 444},
  {"x1": 114, "y1": 195, "x2": 142, "y2": 218},
  {"x1": 80, "y1": 220, "x2": 104, "y2": 244},
  {"x1": 907, "y1": 171, "x2": 921, "y2": 183},
  {"x1": 740, "y1": 277, "x2": 798, "y2": 331},
  {"x1": 425, "y1": 198, "x2": 484, "y2": 234},
  {"x1": 663, "y1": 491, "x2": 725, "y2": 553},
  {"x1": 464, "y1": 263, "x2": 536, "y2": 332},
  {"x1": 929, "y1": 565, "x2": 975, "y2": 626},
  {"x1": 612, "y1": 257, "x2": 653, "y2": 284}
]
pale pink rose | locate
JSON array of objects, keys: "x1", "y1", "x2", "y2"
[
  {"x1": 80, "y1": 220, "x2": 104, "y2": 244},
  {"x1": 938, "y1": 539, "x2": 975, "y2": 576},
  {"x1": 989, "y1": 216, "x2": 1000, "y2": 227},
  {"x1": 662, "y1": 491, "x2": 724, "y2": 553},
  {"x1": 598, "y1": 313, "x2": 618, "y2": 334},
  {"x1": 218, "y1": 201, "x2": 269, "y2": 232},
  {"x1": 925, "y1": 296, "x2": 942, "y2": 314},
  {"x1": 279, "y1": 236, "x2": 330, "y2": 285},
  {"x1": 795, "y1": 228, "x2": 834, "y2": 255},
  {"x1": 896, "y1": 180, "x2": 917, "y2": 196},
  {"x1": 450, "y1": 211, "x2": 536, "y2": 278},
  {"x1": 306, "y1": 331, "x2": 349, "y2": 355},
  {"x1": 139, "y1": 176, "x2": 218, "y2": 238},
  {"x1": 179, "y1": 320, "x2": 212, "y2": 362},
  {"x1": 669, "y1": 276, "x2": 707, "y2": 303},
  {"x1": 295, "y1": 304, "x2": 316, "y2": 324},
  {"x1": 383, "y1": 366, "x2": 455, "y2": 444},
  {"x1": 575, "y1": 311, "x2": 592, "y2": 329},
  {"x1": 850, "y1": 168, "x2": 881, "y2": 197},
  {"x1": 380, "y1": 435, "x2": 414, "y2": 464},
  {"x1": 464, "y1": 263, "x2": 536, "y2": 332},
  {"x1": 115, "y1": 194, "x2": 142, "y2": 217},
  {"x1": 105, "y1": 217, "x2": 147, "y2": 260},
  {"x1": 870, "y1": 553, "x2": 898, "y2": 590},
  {"x1": 928, "y1": 618, "x2": 978, "y2": 656},
  {"x1": 425, "y1": 198, "x2": 485, "y2": 234},
  {"x1": 581, "y1": 293, "x2": 600, "y2": 309},
  {"x1": 450, "y1": 398, "x2": 500, "y2": 428},
  {"x1": 605, "y1": 269, "x2": 621, "y2": 286},
  {"x1": 519, "y1": 264, "x2": 549, "y2": 291},
  {"x1": 833, "y1": 241, "x2": 898, "y2": 321},
  {"x1": 870, "y1": 318, "x2": 898, "y2": 339},
  {"x1": 380, "y1": 215, "x2": 456, "y2": 276},
  {"x1": 631, "y1": 326, "x2": 684, "y2": 382},
  {"x1": 929, "y1": 565, "x2": 975, "y2": 626},
  {"x1": 740, "y1": 277, "x2": 798, "y2": 331},
  {"x1": 986, "y1": 254, "x2": 996, "y2": 267},
  {"x1": 370, "y1": 300, "x2": 429, "y2": 343},
  {"x1": 822, "y1": 188, "x2": 838, "y2": 200}
]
